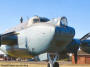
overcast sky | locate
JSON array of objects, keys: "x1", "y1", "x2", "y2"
[{"x1": 0, "y1": 0, "x2": 90, "y2": 38}]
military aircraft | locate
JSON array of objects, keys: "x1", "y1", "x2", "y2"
[{"x1": 0, "y1": 16, "x2": 90, "y2": 67}]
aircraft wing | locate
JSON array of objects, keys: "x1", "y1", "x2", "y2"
[{"x1": 0, "y1": 31, "x2": 18, "y2": 46}]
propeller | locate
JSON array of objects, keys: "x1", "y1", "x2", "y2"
[
  {"x1": 74, "y1": 50, "x2": 78, "y2": 64},
  {"x1": 80, "y1": 32, "x2": 90, "y2": 53},
  {"x1": 0, "y1": 35, "x2": 1, "y2": 46},
  {"x1": 72, "y1": 32, "x2": 90, "y2": 64},
  {"x1": 80, "y1": 32, "x2": 90, "y2": 41},
  {"x1": 74, "y1": 32, "x2": 90, "y2": 64}
]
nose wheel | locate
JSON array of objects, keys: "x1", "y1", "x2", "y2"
[{"x1": 47, "y1": 53, "x2": 59, "y2": 67}]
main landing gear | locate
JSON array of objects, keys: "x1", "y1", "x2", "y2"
[{"x1": 47, "y1": 53, "x2": 59, "y2": 67}]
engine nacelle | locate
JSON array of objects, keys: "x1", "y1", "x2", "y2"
[
  {"x1": 80, "y1": 40, "x2": 90, "y2": 53},
  {"x1": 66, "y1": 39, "x2": 80, "y2": 53}
]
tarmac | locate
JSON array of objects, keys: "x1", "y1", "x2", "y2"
[{"x1": 0, "y1": 61, "x2": 90, "y2": 67}]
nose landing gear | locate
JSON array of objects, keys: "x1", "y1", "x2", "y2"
[{"x1": 47, "y1": 53, "x2": 59, "y2": 67}]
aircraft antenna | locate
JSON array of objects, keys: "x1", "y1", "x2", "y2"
[{"x1": 20, "y1": 17, "x2": 23, "y2": 23}]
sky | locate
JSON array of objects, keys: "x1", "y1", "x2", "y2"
[{"x1": 0, "y1": 0, "x2": 90, "y2": 38}]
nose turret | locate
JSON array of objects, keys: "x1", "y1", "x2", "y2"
[
  {"x1": 55, "y1": 26, "x2": 75, "y2": 38},
  {"x1": 47, "y1": 26, "x2": 75, "y2": 53}
]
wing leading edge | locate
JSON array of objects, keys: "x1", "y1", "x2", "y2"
[{"x1": 0, "y1": 32, "x2": 19, "y2": 46}]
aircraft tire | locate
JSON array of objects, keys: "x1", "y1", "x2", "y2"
[
  {"x1": 53, "y1": 62, "x2": 59, "y2": 67},
  {"x1": 47, "y1": 63, "x2": 50, "y2": 67}
]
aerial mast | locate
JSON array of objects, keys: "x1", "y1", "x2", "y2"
[{"x1": 20, "y1": 17, "x2": 23, "y2": 23}]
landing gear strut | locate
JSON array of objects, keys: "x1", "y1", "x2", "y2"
[{"x1": 47, "y1": 53, "x2": 59, "y2": 67}]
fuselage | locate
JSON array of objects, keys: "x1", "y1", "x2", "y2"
[
  {"x1": 1, "y1": 23, "x2": 75, "y2": 58},
  {"x1": 0, "y1": 16, "x2": 75, "y2": 58}
]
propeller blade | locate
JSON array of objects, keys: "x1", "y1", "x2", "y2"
[
  {"x1": 74, "y1": 50, "x2": 78, "y2": 64},
  {"x1": 80, "y1": 32, "x2": 90, "y2": 41},
  {"x1": 0, "y1": 35, "x2": 1, "y2": 46}
]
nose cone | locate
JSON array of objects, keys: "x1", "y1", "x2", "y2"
[
  {"x1": 22, "y1": 23, "x2": 75, "y2": 55},
  {"x1": 26, "y1": 23, "x2": 56, "y2": 55}
]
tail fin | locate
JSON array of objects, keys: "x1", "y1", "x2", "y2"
[{"x1": 80, "y1": 32, "x2": 90, "y2": 41}]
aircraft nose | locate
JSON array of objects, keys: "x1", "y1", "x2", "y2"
[{"x1": 25, "y1": 23, "x2": 56, "y2": 55}]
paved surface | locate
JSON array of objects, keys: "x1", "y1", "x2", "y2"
[
  {"x1": 0, "y1": 61, "x2": 89, "y2": 67},
  {"x1": 0, "y1": 61, "x2": 47, "y2": 67},
  {"x1": 61, "y1": 64, "x2": 90, "y2": 67}
]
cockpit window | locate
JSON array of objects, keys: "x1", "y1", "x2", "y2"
[
  {"x1": 31, "y1": 16, "x2": 50, "y2": 23},
  {"x1": 40, "y1": 17, "x2": 50, "y2": 22},
  {"x1": 33, "y1": 19, "x2": 40, "y2": 23}
]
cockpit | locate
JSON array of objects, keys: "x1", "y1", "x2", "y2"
[
  {"x1": 27, "y1": 16, "x2": 50, "y2": 26},
  {"x1": 28, "y1": 16, "x2": 68, "y2": 27},
  {"x1": 31, "y1": 16, "x2": 50, "y2": 23},
  {"x1": 40, "y1": 17, "x2": 50, "y2": 22}
]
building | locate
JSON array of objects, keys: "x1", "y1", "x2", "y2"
[{"x1": 72, "y1": 49, "x2": 90, "y2": 64}]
